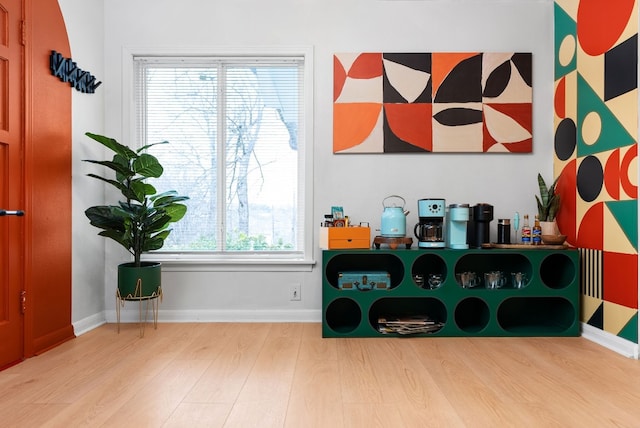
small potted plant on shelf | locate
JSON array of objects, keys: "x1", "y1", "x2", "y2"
[
  {"x1": 83, "y1": 132, "x2": 189, "y2": 301},
  {"x1": 536, "y1": 172, "x2": 565, "y2": 244}
]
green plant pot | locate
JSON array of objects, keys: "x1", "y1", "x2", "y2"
[{"x1": 117, "y1": 262, "x2": 162, "y2": 299}]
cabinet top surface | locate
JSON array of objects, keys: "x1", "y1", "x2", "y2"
[{"x1": 322, "y1": 248, "x2": 578, "y2": 254}]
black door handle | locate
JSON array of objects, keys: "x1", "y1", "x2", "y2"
[{"x1": 0, "y1": 210, "x2": 24, "y2": 216}]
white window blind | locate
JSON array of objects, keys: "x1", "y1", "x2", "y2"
[{"x1": 133, "y1": 55, "x2": 306, "y2": 259}]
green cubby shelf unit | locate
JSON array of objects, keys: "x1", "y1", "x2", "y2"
[{"x1": 322, "y1": 248, "x2": 579, "y2": 338}]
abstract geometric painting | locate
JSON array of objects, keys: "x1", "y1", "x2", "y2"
[{"x1": 333, "y1": 52, "x2": 532, "y2": 153}]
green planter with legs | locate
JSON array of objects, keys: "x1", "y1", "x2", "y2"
[{"x1": 117, "y1": 261, "x2": 162, "y2": 299}]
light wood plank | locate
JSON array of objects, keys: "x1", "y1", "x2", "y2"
[
  {"x1": 184, "y1": 323, "x2": 270, "y2": 403},
  {"x1": 368, "y1": 338, "x2": 467, "y2": 427},
  {"x1": 223, "y1": 323, "x2": 302, "y2": 427},
  {"x1": 342, "y1": 403, "x2": 409, "y2": 428},
  {"x1": 285, "y1": 359, "x2": 344, "y2": 428},
  {"x1": 163, "y1": 403, "x2": 232, "y2": 428},
  {"x1": 410, "y1": 338, "x2": 538, "y2": 426},
  {"x1": 337, "y1": 338, "x2": 386, "y2": 404},
  {"x1": 103, "y1": 358, "x2": 211, "y2": 426},
  {"x1": 296, "y1": 322, "x2": 338, "y2": 362},
  {"x1": 3, "y1": 404, "x2": 68, "y2": 428}
]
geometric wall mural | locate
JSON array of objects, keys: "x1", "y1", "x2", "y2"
[
  {"x1": 554, "y1": 0, "x2": 638, "y2": 344},
  {"x1": 334, "y1": 52, "x2": 532, "y2": 153}
]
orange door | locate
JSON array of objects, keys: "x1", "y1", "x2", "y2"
[{"x1": 0, "y1": 0, "x2": 24, "y2": 369}]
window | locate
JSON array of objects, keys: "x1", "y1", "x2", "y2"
[{"x1": 131, "y1": 50, "x2": 312, "y2": 265}]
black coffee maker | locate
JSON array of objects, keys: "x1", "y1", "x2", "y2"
[{"x1": 467, "y1": 203, "x2": 494, "y2": 248}]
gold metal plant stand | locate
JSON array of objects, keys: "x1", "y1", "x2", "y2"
[{"x1": 116, "y1": 278, "x2": 162, "y2": 338}]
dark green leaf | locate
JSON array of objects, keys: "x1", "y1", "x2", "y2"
[
  {"x1": 85, "y1": 132, "x2": 137, "y2": 160},
  {"x1": 133, "y1": 153, "x2": 163, "y2": 178}
]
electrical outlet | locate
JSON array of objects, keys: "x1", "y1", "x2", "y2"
[{"x1": 290, "y1": 284, "x2": 301, "y2": 301}]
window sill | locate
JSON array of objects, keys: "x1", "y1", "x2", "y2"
[{"x1": 142, "y1": 253, "x2": 316, "y2": 272}]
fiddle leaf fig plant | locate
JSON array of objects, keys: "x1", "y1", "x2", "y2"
[
  {"x1": 83, "y1": 132, "x2": 189, "y2": 267},
  {"x1": 536, "y1": 173, "x2": 560, "y2": 222}
]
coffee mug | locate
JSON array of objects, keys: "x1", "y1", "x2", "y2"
[
  {"x1": 427, "y1": 273, "x2": 443, "y2": 289},
  {"x1": 511, "y1": 272, "x2": 527, "y2": 289},
  {"x1": 413, "y1": 274, "x2": 425, "y2": 288},
  {"x1": 456, "y1": 271, "x2": 478, "y2": 288},
  {"x1": 484, "y1": 271, "x2": 504, "y2": 289}
]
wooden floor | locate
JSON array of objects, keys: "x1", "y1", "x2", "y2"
[{"x1": 1, "y1": 323, "x2": 640, "y2": 427}]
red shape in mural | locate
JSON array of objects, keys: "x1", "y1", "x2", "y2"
[
  {"x1": 577, "y1": 202, "x2": 604, "y2": 249},
  {"x1": 333, "y1": 56, "x2": 347, "y2": 102},
  {"x1": 482, "y1": 119, "x2": 499, "y2": 152},
  {"x1": 601, "y1": 145, "x2": 637, "y2": 201},
  {"x1": 620, "y1": 144, "x2": 638, "y2": 199},
  {"x1": 486, "y1": 103, "x2": 532, "y2": 133},
  {"x1": 483, "y1": 103, "x2": 533, "y2": 152},
  {"x1": 603, "y1": 251, "x2": 639, "y2": 309},
  {"x1": 577, "y1": 0, "x2": 636, "y2": 56},
  {"x1": 604, "y1": 148, "x2": 621, "y2": 200},
  {"x1": 348, "y1": 53, "x2": 383, "y2": 79},
  {"x1": 554, "y1": 76, "x2": 566, "y2": 119},
  {"x1": 384, "y1": 103, "x2": 432, "y2": 151},
  {"x1": 557, "y1": 160, "x2": 577, "y2": 245},
  {"x1": 505, "y1": 140, "x2": 532, "y2": 153}
]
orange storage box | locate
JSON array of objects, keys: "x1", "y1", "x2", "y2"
[{"x1": 319, "y1": 226, "x2": 371, "y2": 249}]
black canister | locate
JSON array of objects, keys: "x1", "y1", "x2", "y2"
[{"x1": 497, "y1": 219, "x2": 511, "y2": 244}]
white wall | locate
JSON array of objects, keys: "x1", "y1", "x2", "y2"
[
  {"x1": 58, "y1": 0, "x2": 107, "y2": 333},
  {"x1": 64, "y1": 0, "x2": 555, "y2": 327}
]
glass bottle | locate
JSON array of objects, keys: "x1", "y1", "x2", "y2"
[
  {"x1": 521, "y1": 214, "x2": 531, "y2": 245},
  {"x1": 532, "y1": 214, "x2": 542, "y2": 245}
]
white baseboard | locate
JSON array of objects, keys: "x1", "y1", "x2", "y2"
[
  {"x1": 72, "y1": 312, "x2": 107, "y2": 336},
  {"x1": 74, "y1": 314, "x2": 638, "y2": 360},
  {"x1": 581, "y1": 323, "x2": 639, "y2": 359},
  {"x1": 103, "y1": 308, "x2": 322, "y2": 324}
]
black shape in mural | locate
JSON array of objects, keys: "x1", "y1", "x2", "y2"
[
  {"x1": 483, "y1": 60, "x2": 512, "y2": 98},
  {"x1": 434, "y1": 54, "x2": 483, "y2": 103},
  {"x1": 383, "y1": 53, "x2": 431, "y2": 73},
  {"x1": 555, "y1": 118, "x2": 577, "y2": 161},
  {"x1": 511, "y1": 53, "x2": 533, "y2": 87},
  {"x1": 604, "y1": 35, "x2": 638, "y2": 101},
  {"x1": 577, "y1": 155, "x2": 604, "y2": 202},
  {"x1": 587, "y1": 304, "x2": 604, "y2": 330},
  {"x1": 433, "y1": 108, "x2": 483, "y2": 126}
]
